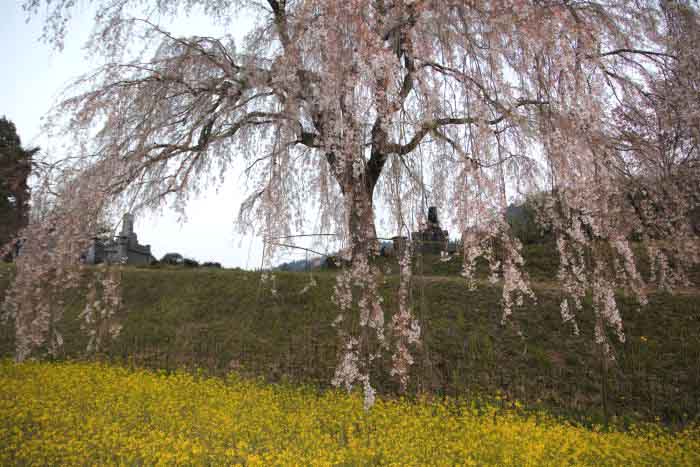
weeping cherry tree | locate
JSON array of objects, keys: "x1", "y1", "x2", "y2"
[{"x1": 3, "y1": 0, "x2": 699, "y2": 407}]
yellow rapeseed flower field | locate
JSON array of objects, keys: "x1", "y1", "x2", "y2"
[{"x1": 1, "y1": 360, "x2": 698, "y2": 466}]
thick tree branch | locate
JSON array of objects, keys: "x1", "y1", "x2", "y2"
[
  {"x1": 267, "y1": 0, "x2": 291, "y2": 47},
  {"x1": 366, "y1": 118, "x2": 389, "y2": 191}
]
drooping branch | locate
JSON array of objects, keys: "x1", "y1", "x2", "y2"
[{"x1": 386, "y1": 98, "x2": 547, "y2": 157}]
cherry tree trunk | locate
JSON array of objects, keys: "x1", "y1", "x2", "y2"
[{"x1": 345, "y1": 182, "x2": 379, "y2": 262}]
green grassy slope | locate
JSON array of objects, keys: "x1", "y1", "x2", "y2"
[{"x1": 1, "y1": 257, "x2": 699, "y2": 425}]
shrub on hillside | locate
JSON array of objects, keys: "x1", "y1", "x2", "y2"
[
  {"x1": 505, "y1": 195, "x2": 553, "y2": 245},
  {"x1": 160, "y1": 253, "x2": 184, "y2": 266},
  {"x1": 183, "y1": 258, "x2": 199, "y2": 268}
]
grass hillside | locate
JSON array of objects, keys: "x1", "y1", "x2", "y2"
[{"x1": 1, "y1": 249, "x2": 699, "y2": 426}]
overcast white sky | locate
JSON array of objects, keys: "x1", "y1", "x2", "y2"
[{"x1": 0, "y1": 1, "x2": 272, "y2": 268}]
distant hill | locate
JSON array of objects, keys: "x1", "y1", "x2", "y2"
[{"x1": 275, "y1": 257, "x2": 324, "y2": 272}]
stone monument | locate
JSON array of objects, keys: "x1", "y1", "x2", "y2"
[
  {"x1": 412, "y1": 206, "x2": 449, "y2": 254},
  {"x1": 84, "y1": 213, "x2": 154, "y2": 265}
]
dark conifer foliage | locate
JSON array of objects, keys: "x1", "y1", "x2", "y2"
[{"x1": 0, "y1": 117, "x2": 38, "y2": 257}]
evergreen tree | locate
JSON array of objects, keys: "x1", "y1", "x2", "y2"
[{"x1": 0, "y1": 117, "x2": 38, "y2": 255}]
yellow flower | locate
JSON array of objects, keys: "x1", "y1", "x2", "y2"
[{"x1": 0, "y1": 360, "x2": 698, "y2": 467}]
